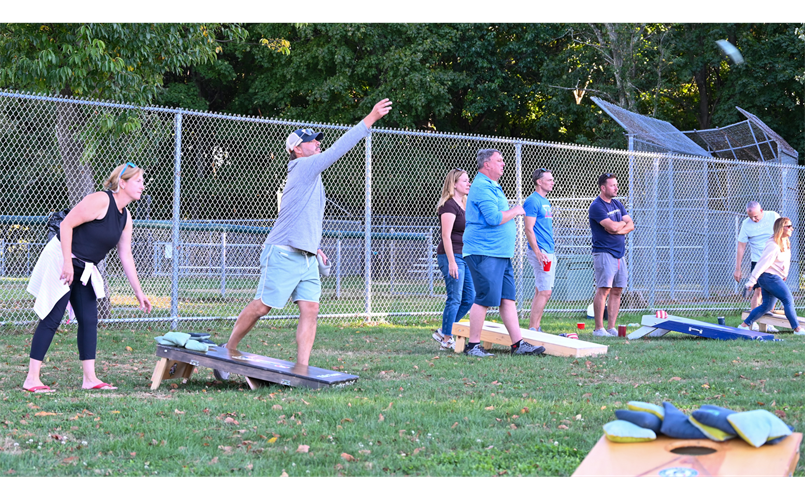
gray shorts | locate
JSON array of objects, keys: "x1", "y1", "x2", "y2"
[
  {"x1": 593, "y1": 252, "x2": 628, "y2": 289},
  {"x1": 526, "y1": 250, "x2": 556, "y2": 292}
]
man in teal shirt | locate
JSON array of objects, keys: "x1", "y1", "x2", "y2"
[
  {"x1": 462, "y1": 149, "x2": 545, "y2": 357},
  {"x1": 523, "y1": 168, "x2": 556, "y2": 332}
]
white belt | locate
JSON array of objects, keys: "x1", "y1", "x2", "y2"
[{"x1": 274, "y1": 244, "x2": 314, "y2": 256}]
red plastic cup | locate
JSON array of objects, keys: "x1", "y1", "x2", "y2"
[
  {"x1": 618, "y1": 325, "x2": 627, "y2": 337},
  {"x1": 543, "y1": 260, "x2": 552, "y2": 272},
  {"x1": 576, "y1": 322, "x2": 585, "y2": 330}
]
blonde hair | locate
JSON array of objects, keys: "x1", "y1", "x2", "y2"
[
  {"x1": 103, "y1": 163, "x2": 144, "y2": 192},
  {"x1": 772, "y1": 217, "x2": 791, "y2": 252},
  {"x1": 436, "y1": 169, "x2": 468, "y2": 212}
]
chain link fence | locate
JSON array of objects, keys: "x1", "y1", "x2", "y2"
[{"x1": 1, "y1": 89, "x2": 803, "y2": 330}]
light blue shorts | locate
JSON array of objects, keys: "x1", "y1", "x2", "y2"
[{"x1": 254, "y1": 244, "x2": 321, "y2": 308}]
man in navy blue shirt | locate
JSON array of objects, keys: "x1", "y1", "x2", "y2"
[{"x1": 588, "y1": 173, "x2": 635, "y2": 337}]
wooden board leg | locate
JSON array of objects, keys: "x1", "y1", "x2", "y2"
[
  {"x1": 152, "y1": 359, "x2": 193, "y2": 388},
  {"x1": 759, "y1": 323, "x2": 768, "y2": 333},
  {"x1": 150, "y1": 358, "x2": 168, "y2": 390},
  {"x1": 482, "y1": 341, "x2": 493, "y2": 350},
  {"x1": 454, "y1": 336, "x2": 466, "y2": 354},
  {"x1": 245, "y1": 376, "x2": 269, "y2": 390}
]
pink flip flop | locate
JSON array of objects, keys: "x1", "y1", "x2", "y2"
[
  {"x1": 23, "y1": 385, "x2": 54, "y2": 393},
  {"x1": 85, "y1": 382, "x2": 117, "y2": 391}
]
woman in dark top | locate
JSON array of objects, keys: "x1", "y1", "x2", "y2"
[
  {"x1": 23, "y1": 163, "x2": 152, "y2": 392},
  {"x1": 433, "y1": 169, "x2": 475, "y2": 349}
]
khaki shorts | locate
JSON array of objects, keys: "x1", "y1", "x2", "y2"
[
  {"x1": 526, "y1": 250, "x2": 556, "y2": 292},
  {"x1": 593, "y1": 252, "x2": 628, "y2": 289}
]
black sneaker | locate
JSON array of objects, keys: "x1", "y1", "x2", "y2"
[
  {"x1": 511, "y1": 341, "x2": 546, "y2": 356},
  {"x1": 464, "y1": 344, "x2": 495, "y2": 357},
  {"x1": 212, "y1": 344, "x2": 230, "y2": 381}
]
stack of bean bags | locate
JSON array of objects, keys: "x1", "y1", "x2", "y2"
[
  {"x1": 154, "y1": 331, "x2": 215, "y2": 353},
  {"x1": 603, "y1": 401, "x2": 795, "y2": 448}
]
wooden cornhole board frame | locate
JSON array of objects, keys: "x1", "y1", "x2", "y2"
[
  {"x1": 450, "y1": 321, "x2": 607, "y2": 358},
  {"x1": 741, "y1": 310, "x2": 804, "y2": 332},
  {"x1": 573, "y1": 433, "x2": 802, "y2": 477},
  {"x1": 151, "y1": 344, "x2": 358, "y2": 390}
]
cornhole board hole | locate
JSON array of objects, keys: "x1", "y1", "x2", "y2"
[
  {"x1": 450, "y1": 321, "x2": 607, "y2": 358},
  {"x1": 628, "y1": 314, "x2": 776, "y2": 341},
  {"x1": 151, "y1": 344, "x2": 358, "y2": 390},
  {"x1": 573, "y1": 433, "x2": 802, "y2": 477},
  {"x1": 741, "y1": 310, "x2": 804, "y2": 332}
]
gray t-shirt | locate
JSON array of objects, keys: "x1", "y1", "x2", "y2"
[
  {"x1": 738, "y1": 210, "x2": 780, "y2": 262},
  {"x1": 264, "y1": 121, "x2": 369, "y2": 255}
]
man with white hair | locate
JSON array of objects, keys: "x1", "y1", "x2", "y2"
[
  {"x1": 734, "y1": 201, "x2": 780, "y2": 332},
  {"x1": 215, "y1": 99, "x2": 392, "y2": 380}
]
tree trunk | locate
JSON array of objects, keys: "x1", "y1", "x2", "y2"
[{"x1": 55, "y1": 101, "x2": 113, "y2": 319}]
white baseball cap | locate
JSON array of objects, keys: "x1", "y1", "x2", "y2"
[{"x1": 285, "y1": 128, "x2": 324, "y2": 153}]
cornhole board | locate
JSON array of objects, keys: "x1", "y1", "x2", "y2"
[
  {"x1": 573, "y1": 433, "x2": 802, "y2": 477},
  {"x1": 741, "y1": 310, "x2": 804, "y2": 332},
  {"x1": 450, "y1": 321, "x2": 607, "y2": 358},
  {"x1": 151, "y1": 344, "x2": 358, "y2": 390},
  {"x1": 628, "y1": 314, "x2": 776, "y2": 341}
]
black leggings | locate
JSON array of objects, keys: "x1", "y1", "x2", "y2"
[{"x1": 30, "y1": 263, "x2": 98, "y2": 362}]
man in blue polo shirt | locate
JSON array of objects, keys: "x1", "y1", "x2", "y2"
[
  {"x1": 589, "y1": 173, "x2": 635, "y2": 337},
  {"x1": 462, "y1": 149, "x2": 545, "y2": 357}
]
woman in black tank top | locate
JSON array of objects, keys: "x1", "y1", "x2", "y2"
[{"x1": 23, "y1": 163, "x2": 153, "y2": 393}]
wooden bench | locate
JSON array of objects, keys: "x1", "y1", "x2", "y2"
[
  {"x1": 450, "y1": 320, "x2": 608, "y2": 358},
  {"x1": 573, "y1": 433, "x2": 802, "y2": 477},
  {"x1": 741, "y1": 310, "x2": 804, "y2": 332},
  {"x1": 151, "y1": 344, "x2": 358, "y2": 390}
]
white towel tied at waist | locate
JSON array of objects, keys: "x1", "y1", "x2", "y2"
[{"x1": 27, "y1": 237, "x2": 106, "y2": 320}]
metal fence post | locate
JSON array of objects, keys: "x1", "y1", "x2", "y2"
[
  {"x1": 703, "y1": 159, "x2": 710, "y2": 298},
  {"x1": 514, "y1": 141, "x2": 525, "y2": 315},
  {"x1": 649, "y1": 158, "x2": 659, "y2": 310},
  {"x1": 667, "y1": 156, "x2": 675, "y2": 301},
  {"x1": 220, "y1": 232, "x2": 227, "y2": 298},
  {"x1": 364, "y1": 133, "x2": 372, "y2": 321},
  {"x1": 427, "y1": 228, "x2": 434, "y2": 297},
  {"x1": 171, "y1": 113, "x2": 183, "y2": 330},
  {"x1": 627, "y1": 137, "x2": 634, "y2": 294},
  {"x1": 336, "y1": 236, "x2": 342, "y2": 299}
]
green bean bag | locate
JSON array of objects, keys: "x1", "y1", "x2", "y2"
[
  {"x1": 603, "y1": 420, "x2": 657, "y2": 443},
  {"x1": 727, "y1": 410, "x2": 793, "y2": 448}
]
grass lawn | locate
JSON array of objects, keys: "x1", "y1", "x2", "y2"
[{"x1": 1, "y1": 312, "x2": 803, "y2": 477}]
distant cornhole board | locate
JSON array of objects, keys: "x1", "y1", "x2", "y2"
[
  {"x1": 628, "y1": 314, "x2": 776, "y2": 341},
  {"x1": 451, "y1": 321, "x2": 607, "y2": 358},
  {"x1": 151, "y1": 345, "x2": 358, "y2": 390},
  {"x1": 573, "y1": 433, "x2": 802, "y2": 477},
  {"x1": 741, "y1": 310, "x2": 804, "y2": 332}
]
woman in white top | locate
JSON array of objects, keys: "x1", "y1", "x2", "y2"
[{"x1": 739, "y1": 217, "x2": 802, "y2": 334}]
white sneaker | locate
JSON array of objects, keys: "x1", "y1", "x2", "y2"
[
  {"x1": 794, "y1": 330, "x2": 804, "y2": 336},
  {"x1": 593, "y1": 328, "x2": 616, "y2": 337},
  {"x1": 765, "y1": 325, "x2": 779, "y2": 333},
  {"x1": 751, "y1": 322, "x2": 760, "y2": 331},
  {"x1": 439, "y1": 336, "x2": 456, "y2": 350},
  {"x1": 738, "y1": 324, "x2": 750, "y2": 330},
  {"x1": 606, "y1": 328, "x2": 618, "y2": 337}
]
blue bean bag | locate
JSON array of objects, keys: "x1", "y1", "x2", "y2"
[
  {"x1": 603, "y1": 420, "x2": 657, "y2": 443},
  {"x1": 690, "y1": 404, "x2": 737, "y2": 442},
  {"x1": 659, "y1": 402, "x2": 707, "y2": 439},
  {"x1": 614, "y1": 409, "x2": 662, "y2": 433}
]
